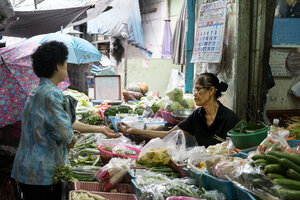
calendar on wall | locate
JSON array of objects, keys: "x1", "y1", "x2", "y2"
[{"x1": 191, "y1": 0, "x2": 228, "y2": 63}]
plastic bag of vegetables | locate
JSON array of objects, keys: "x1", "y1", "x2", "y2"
[
  {"x1": 181, "y1": 94, "x2": 196, "y2": 109},
  {"x1": 94, "y1": 158, "x2": 132, "y2": 191},
  {"x1": 165, "y1": 88, "x2": 184, "y2": 103}
]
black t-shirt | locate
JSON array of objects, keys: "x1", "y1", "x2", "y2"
[{"x1": 178, "y1": 102, "x2": 240, "y2": 147}]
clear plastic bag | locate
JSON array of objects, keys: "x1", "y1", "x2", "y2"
[
  {"x1": 187, "y1": 146, "x2": 210, "y2": 173},
  {"x1": 94, "y1": 158, "x2": 132, "y2": 191},
  {"x1": 257, "y1": 134, "x2": 291, "y2": 155},
  {"x1": 162, "y1": 130, "x2": 187, "y2": 164},
  {"x1": 138, "y1": 138, "x2": 171, "y2": 166},
  {"x1": 225, "y1": 164, "x2": 281, "y2": 200},
  {"x1": 200, "y1": 190, "x2": 226, "y2": 200}
]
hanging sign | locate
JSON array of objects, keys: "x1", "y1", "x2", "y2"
[{"x1": 191, "y1": 0, "x2": 228, "y2": 63}]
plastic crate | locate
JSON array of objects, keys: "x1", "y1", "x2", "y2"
[
  {"x1": 182, "y1": 167, "x2": 203, "y2": 187},
  {"x1": 201, "y1": 172, "x2": 237, "y2": 200},
  {"x1": 73, "y1": 181, "x2": 134, "y2": 193},
  {"x1": 170, "y1": 160, "x2": 187, "y2": 177},
  {"x1": 233, "y1": 184, "x2": 256, "y2": 200},
  {"x1": 240, "y1": 139, "x2": 300, "y2": 155},
  {"x1": 130, "y1": 179, "x2": 143, "y2": 198},
  {"x1": 69, "y1": 190, "x2": 137, "y2": 200}
]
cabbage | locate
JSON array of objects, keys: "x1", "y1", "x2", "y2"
[
  {"x1": 157, "y1": 97, "x2": 169, "y2": 110},
  {"x1": 165, "y1": 88, "x2": 184, "y2": 103},
  {"x1": 165, "y1": 101, "x2": 183, "y2": 112},
  {"x1": 181, "y1": 94, "x2": 196, "y2": 109}
]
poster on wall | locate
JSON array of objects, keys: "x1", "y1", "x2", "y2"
[{"x1": 191, "y1": 0, "x2": 227, "y2": 63}]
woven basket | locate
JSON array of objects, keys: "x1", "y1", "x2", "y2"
[
  {"x1": 69, "y1": 190, "x2": 137, "y2": 200},
  {"x1": 72, "y1": 181, "x2": 134, "y2": 193}
]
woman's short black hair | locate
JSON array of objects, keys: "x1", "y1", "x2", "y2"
[
  {"x1": 31, "y1": 41, "x2": 68, "y2": 78},
  {"x1": 195, "y1": 73, "x2": 228, "y2": 99}
]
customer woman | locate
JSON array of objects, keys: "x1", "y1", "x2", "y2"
[
  {"x1": 11, "y1": 41, "x2": 119, "y2": 200},
  {"x1": 117, "y1": 73, "x2": 240, "y2": 147}
]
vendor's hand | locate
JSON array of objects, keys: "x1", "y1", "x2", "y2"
[
  {"x1": 117, "y1": 122, "x2": 137, "y2": 135},
  {"x1": 67, "y1": 136, "x2": 76, "y2": 151},
  {"x1": 100, "y1": 126, "x2": 121, "y2": 138}
]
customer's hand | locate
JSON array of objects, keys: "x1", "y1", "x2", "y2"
[
  {"x1": 99, "y1": 126, "x2": 121, "y2": 138},
  {"x1": 117, "y1": 122, "x2": 137, "y2": 135},
  {"x1": 67, "y1": 136, "x2": 77, "y2": 151}
]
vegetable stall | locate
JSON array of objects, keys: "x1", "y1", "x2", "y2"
[{"x1": 57, "y1": 87, "x2": 300, "y2": 200}]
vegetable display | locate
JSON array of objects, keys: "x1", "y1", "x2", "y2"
[
  {"x1": 251, "y1": 150, "x2": 300, "y2": 199},
  {"x1": 104, "y1": 105, "x2": 132, "y2": 117}
]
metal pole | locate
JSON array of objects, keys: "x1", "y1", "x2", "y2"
[
  {"x1": 124, "y1": 39, "x2": 128, "y2": 88},
  {"x1": 185, "y1": 0, "x2": 196, "y2": 94}
]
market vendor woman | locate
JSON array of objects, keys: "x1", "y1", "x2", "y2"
[
  {"x1": 11, "y1": 41, "x2": 119, "y2": 200},
  {"x1": 117, "y1": 73, "x2": 240, "y2": 147}
]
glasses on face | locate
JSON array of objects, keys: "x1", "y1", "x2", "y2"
[{"x1": 193, "y1": 86, "x2": 211, "y2": 94}]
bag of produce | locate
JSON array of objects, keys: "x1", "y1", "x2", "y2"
[
  {"x1": 181, "y1": 94, "x2": 196, "y2": 110},
  {"x1": 162, "y1": 130, "x2": 188, "y2": 164},
  {"x1": 94, "y1": 158, "x2": 132, "y2": 191},
  {"x1": 165, "y1": 88, "x2": 184, "y2": 103},
  {"x1": 138, "y1": 138, "x2": 171, "y2": 166}
]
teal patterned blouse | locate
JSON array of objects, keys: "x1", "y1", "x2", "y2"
[{"x1": 11, "y1": 78, "x2": 73, "y2": 185}]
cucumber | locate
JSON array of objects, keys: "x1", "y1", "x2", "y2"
[
  {"x1": 265, "y1": 164, "x2": 286, "y2": 174},
  {"x1": 280, "y1": 158, "x2": 300, "y2": 174},
  {"x1": 268, "y1": 151, "x2": 300, "y2": 166},
  {"x1": 278, "y1": 188, "x2": 300, "y2": 200},
  {"x1": 286, "y1": 169, "x2": 300, "y2": 181},
  {"x1": 254, "y1": 159, "x2": 268, "y2": 167},
  {"x1": 252, "y1": 154, "x2": 266, "y2": 161},
  {"x1": 267, "y1": 173, "x2": 285, "y2": 180},
  {"x1": 265, "y1": 155, "x2": 281, "y2": 164},
  {"x1": 273, "y1": 178, "x2": 300, "y2": 190}
]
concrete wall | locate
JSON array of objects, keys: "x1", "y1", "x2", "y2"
[
  {"x1": 266, "y1": 76, "x2": 300, "y2": 110},
  {"x1": 123, "y1": 0, "x2": 183, "y2": 96}
]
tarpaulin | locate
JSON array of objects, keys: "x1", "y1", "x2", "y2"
[
  {"x1": 0, "y1": 6, "x2": 90, "y2": 38},
  {"x1": 87, "y1": 0, "x2": 145, "y2": 49}
]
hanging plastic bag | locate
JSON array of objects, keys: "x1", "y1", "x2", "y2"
[{"x1": 167, "y1": 69, "x2": 185, "y2": 92}]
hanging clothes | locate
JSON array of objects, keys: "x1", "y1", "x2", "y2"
[{"x1": 172, "y1": 0, "x2": 186, "y2": 65}]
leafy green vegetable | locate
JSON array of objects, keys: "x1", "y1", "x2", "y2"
[
  {"x1": 53, "y1": 165, "x2": 77, "y2": 183},
  {"x1": 117, "y1": 105, "x2": 132, "y2": 113},
  {"x1": 181, "y1": 94, "x2": 196, "y2": 109},
  {"x1": 104, "y1": 106, "x2": 119, "y2": 116},
  {"x1": 83, "y1": 115, "x2": 104, "y2": 125},
  {"x1": 134, "y1": 105, "x2": 144, "y2": 115},
  {"x1": 166, "y1": 101, "x2": 183, "y2": 112},
  {"x1": 150, "y1": 103, "x2": 160, "y2": 114},
  {"x1": 231, "y1": 120, "x2": 267, "y2": 134}
]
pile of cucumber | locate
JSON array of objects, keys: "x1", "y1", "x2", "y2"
[{"x1": 251, "y1": 151, "x2": 300, "y2": 200}]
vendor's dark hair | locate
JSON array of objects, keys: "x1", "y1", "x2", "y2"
[
  {"x1": 195, "y1": 73, "x2": 228, "y2": 98},
  {"x1": 31, "y1": 41, "x2": 68, "y2": 78}
]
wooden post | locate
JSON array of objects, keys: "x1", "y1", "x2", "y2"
[
  {"x1": 235, "y1": 0, "x2": 251, "y2": 120},
  {"x1": 185, "y1": 0, "x2": 196, "y2": 94}
]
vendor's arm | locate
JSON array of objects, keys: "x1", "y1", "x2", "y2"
[
  {"x1": 117, "y1": 122, "x2": 190, "y2": 139},
  {"x1": 72, "y1": 121, "x2": 120, "y2": 138}
]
